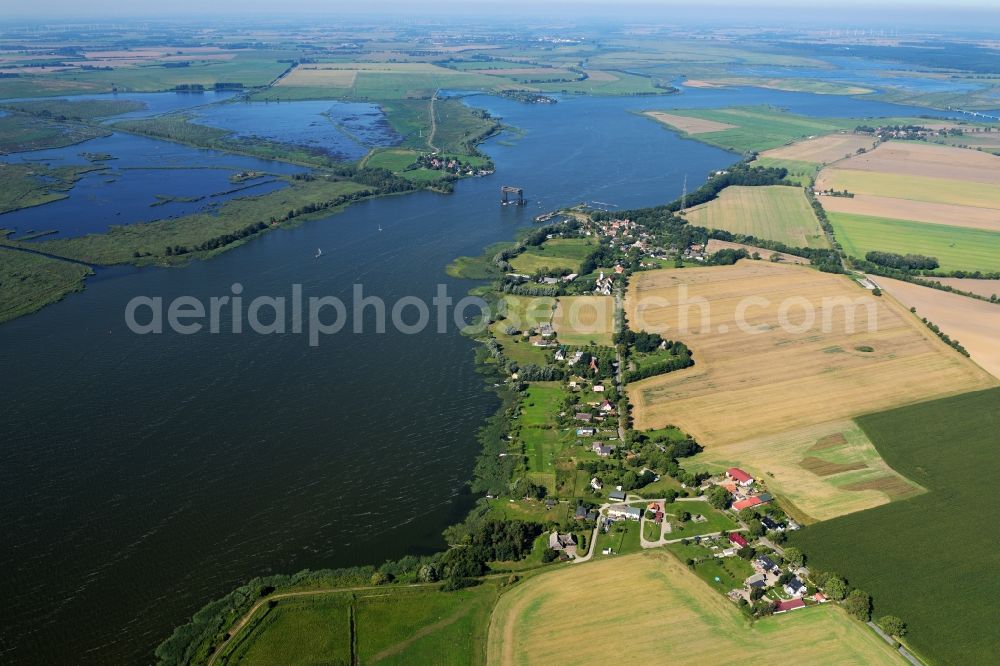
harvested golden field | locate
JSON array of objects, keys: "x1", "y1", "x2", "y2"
[
  {"x1": 934, "y1": 277, "x2": 1000, "y2": 299},
  {"x1": 626, "y1": 262, "x2": 995, "y2": 444},
  {"x1": 824, "y1": 141, "x2": 1000, "y2": 185},
  {"x1": 873, "y1": 276, "x2": 1000, "y2": 380},
  {"x1": 684, "y1": 185, "x2": 829, "y2": 248},
  {"x1": 761, "y1": 133, "x2": 875, "y2": 164},
  {"x1": 643, "y1": 111, "x2": 737, "y2": 134},
  {"x1": 817, "y1": 169, "x2": 1000, "y2": 209},
  {"x1": 487, "y1": 551, "x2": 903, "y2": 666},
  {"x1": 552, "y1": 295, "x2": 615, "y2": 346},
  {"x1": 681, "y1": 79, "x2": 725, "y2": 88},
  {"x1": 706, "y1": 239, "x2": 809, "y2": 264},
  {"x1": 688, "y1": 420, "x2": 925, "y2": 523},
  {"x1": 818, "y1": 193, "x2": 1000, "y2": 232}
]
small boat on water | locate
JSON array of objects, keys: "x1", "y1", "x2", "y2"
[
  {"x1": 378, "y1": 224, "x2": 383, "y2": 232},
  {"x1": 315, "y1": 248, "x2": 323, "y2": 258}
]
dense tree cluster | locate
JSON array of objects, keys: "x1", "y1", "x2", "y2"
[{"x1": 865, "y1": 251, "x2": 939, "y2": 271}]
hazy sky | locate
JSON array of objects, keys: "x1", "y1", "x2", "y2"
[
  {"x1": 2, "y1": 0, "x2": 998, "y2": 33},
  {"x1": 4, "y1": 0, "x2": 998, "y2": 17}
]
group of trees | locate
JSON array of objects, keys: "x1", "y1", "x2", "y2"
[{"x1": 865, "y1": 250, "x2": 939, "y2": 271}]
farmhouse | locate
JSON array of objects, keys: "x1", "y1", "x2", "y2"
[
  {"x1": 732, "y1": 497, "x2": 763, "y2": 511},
  {"x1": 774, "y1": 598, "x2": 806, "y2": 614},
  {"x1": 726, "y1": 468, "x2": 754, "y2": 487}
]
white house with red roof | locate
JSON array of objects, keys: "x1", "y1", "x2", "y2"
[{"x1": 726, "y1": 467, "x2": 754, "y2": 487}]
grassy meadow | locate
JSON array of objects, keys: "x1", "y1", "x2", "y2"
[
  {"x1": 644, "y1": 106, "x2": 857, "y2": 153},
  {"x1": 0, "y1": 248, "x2": 93, "y2": 323},
  {"x1": 508, "y1": 237, "x2": 596, "y2": 274},
  {"x1": 216, "y1": 583, "x2": 498, "y2": 665},
  {"x1": 683, "y1": 185, "x2": 829, "y2": 248},
  {"x1": 792, "y1": 388, "x2": 1000, "y2": 665}
]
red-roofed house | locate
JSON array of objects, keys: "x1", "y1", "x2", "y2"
[
  {"x1": 732, "y1": 497, "x2": 763, "y2": 511},
  {"x1": 774, "y1": 598, "x2": 806, "y2": 614},
  {"x1": 729, "y1": 533, "x2": 749, "y2": 548},
  {"x1": 726, "y1": 467, "x2": 754, "y2": 486}
]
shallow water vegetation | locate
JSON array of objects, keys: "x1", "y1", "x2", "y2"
[{"x1": 0, "y1": 247, "x2": 93, "y2": 323}]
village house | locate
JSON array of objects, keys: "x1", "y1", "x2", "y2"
[
  {"x1": 732, "y1": 496, "x2": 762, "y2": 511},
  {"x1": 554, "y1": 348, "x2": 566, "y2": 362},
  {"x1": 760, "y1": 516, "x2": 783, "y2": 532},
  {"x1": 755, "y1": 555, "x2": 779, "y2": 574},
  {"x1": 576, "y1": 427, "x2": 596, "y2": 437},
  {"x1": 608, "y1": 489, "x2": 627, "y2": 502},
  {"x1": 592, "y1": 442, "x2": 613, "y2": 457},
  {"x1": 576, "y1": 412, "x2": 593, "y2": 423},
  {"x1": 726, "y1": 468, "x2": 754, "y2": 487},
  {"x1": 591, "y1": 477, "x2": 603, "y2": 491},
  {"x1": 784, "y1": 578, "x2": 806, "y2": 597},
  {"x1": 599, "y1": 399, "x2": 615, "y2": 413},
  {"x1": 729, "y1": 533, "x2": 749, "y2": 548},
  {"x1": 745, "y1": 573, "x2": 767, "y2": 590},
  {"x1": 594, "y1": 271, "x2": 614, "y2": 295},
  {"x1": 548, "y1": 531, "x2": 577, "y2": 557}
]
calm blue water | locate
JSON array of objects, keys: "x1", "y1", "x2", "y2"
[
  {"x1": 733, "y1": 55, "x2": 982, "y2": 94},
  {"x1": 189, "y1": 100, "x2": 401, "y2": 161},
  {"x1": 1, "y1": 133, "x2": 304, "y2": 238},
  {"x1": 0, "y1": 86, "x2": 971, "y2": 664}
]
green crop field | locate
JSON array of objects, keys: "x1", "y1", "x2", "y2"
[
  {"x1": 645, "y1": 106, "x2": 857, "y2": 153},
  {"x1": 217, "y1": 583, "x2": 498, "y2": 665},
  {"x1": 829, "y1": 211, "x2": 1000, "y2": 272},
  {"x1": 684, "y1": 185, "x2": 829, "y2": 248},
  {"x1": 791, "y1": 388, "x2": 1000, "y2": 665}
]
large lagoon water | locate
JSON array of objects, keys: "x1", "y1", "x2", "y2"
[{"x1": 0, "y1": 87, "x2": 962, "y2": 663}]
